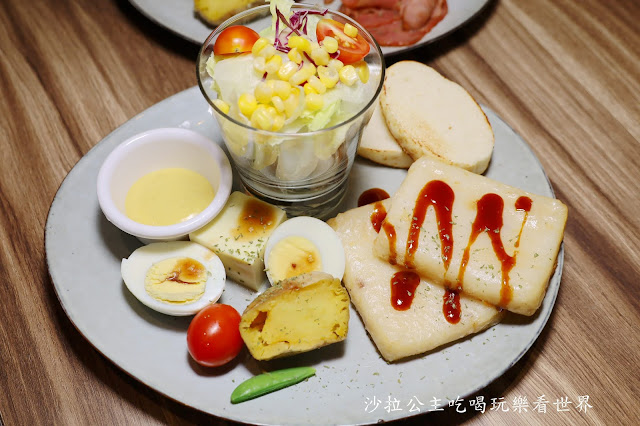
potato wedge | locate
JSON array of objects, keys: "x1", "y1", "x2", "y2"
[{"x1": 194, "y1": 0, "x2": 262, "y2": 26}]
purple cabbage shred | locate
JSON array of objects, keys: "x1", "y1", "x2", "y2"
[{"x1": 272, "y1": 7, "x2": 329, "y2": 54}]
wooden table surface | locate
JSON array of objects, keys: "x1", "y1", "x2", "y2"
[{"x1": 1, "y1": 0, "x2": 638, "y2": 424}]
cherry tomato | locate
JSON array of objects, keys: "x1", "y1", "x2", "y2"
[
  {"x1": 316, "y1": 19, "x2": 370, "y2": 65},
  {"x1": 187, "y1": 303, "x2": 243, "y2": 367},
  {"x1": 213, "y1": 25, "x2": 260, "y2": 55}
]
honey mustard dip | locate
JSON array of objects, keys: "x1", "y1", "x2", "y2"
[{"x1": 125, "y1": 168, "x2": 215, "y2": 226}]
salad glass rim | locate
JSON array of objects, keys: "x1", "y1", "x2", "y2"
[{"x1": 196, "y1": 3, "x2": 385, "y2": 137}]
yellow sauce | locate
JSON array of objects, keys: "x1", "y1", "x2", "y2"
[{"x1": 125, "y1": 168, "x2": 215, "y2": 226}]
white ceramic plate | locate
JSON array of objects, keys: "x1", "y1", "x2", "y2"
[
  {"x1": 46, "y1": 86, "x2": 563, "y2": 424},
  {"x1": 128, "y1": 0, "x2": 490, "y2": 54}
]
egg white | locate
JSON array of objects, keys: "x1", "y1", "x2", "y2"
[
  {"x1": 121, "y1": 241, "x2": 225, "y2": 316},
  {"x1": 264, "y1": 216, "x2": 346, "y2": 286}
]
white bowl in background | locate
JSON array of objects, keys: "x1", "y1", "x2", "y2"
[{"x1": 97, "y1": 128, "x2": 232, "y2": 242}]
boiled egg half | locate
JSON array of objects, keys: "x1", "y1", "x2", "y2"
[
  {"x1": 121, "y1": 241, "x2": 225, "y2": 315},
  {"x1": 264, "y1": 216, "x2": 345, "y2": 285}
]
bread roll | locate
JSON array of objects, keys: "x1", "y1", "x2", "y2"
[
  {"x1": 357, "y1": 102, "x2": 413, "y2": 169},
  {"x1": 380, "y1": 61, "x2": 494, "y2": 174}
]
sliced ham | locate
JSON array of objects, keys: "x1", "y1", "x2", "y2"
[
  {"x1": 401, "y1": 0, "x2": 437, "y2": 30},
  {"x1": 341, "y1": 7, "x2": 399, "y2": 29},
  {"x1": 339, "y1": 0, "x2": 448, "y2": 47},
  {"x1": 341, "y1": 0, "x2": 401, "y2": 9}
]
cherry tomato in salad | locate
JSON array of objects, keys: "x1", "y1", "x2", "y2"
[
  {"x1": 213, "y1": 25, "x2": 260, "y2": 55},
  {"x1": 187, "y1": 303, "x2": 243, "y2": 367},
  {"x1": 316, "y1": 19, "x2": 370, "y2": 65}
]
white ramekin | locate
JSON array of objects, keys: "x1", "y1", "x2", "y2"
[{"x1": 97, "y1": 128, "x2": 232, "y2": 242}]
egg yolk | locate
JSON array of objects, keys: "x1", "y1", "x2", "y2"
[
  {"x1": 145, "y1": 257, "x2": 208, "y2": 304},
  {"x1": 125, "y1": 168, "x2": 215, "y2": 226},
  {"x1": 267, "y1": 236, "x2": 322, "y2": 283}
]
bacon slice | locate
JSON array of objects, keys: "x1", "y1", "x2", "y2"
[
  {"x1": 401, "y1": 0, "x2": 437, "y2": 30},
  {"x1": 341, "y1": 7, "x2": 399, "y2": 29},
  {"x1": 341, "y1": 0, "x2": 448, "y2": 47},
  {"x1": 341, "y1": 0, "x2": 401, "y2": 8}
]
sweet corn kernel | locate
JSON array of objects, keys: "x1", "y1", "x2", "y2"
[
  {"x1": 271, "y1": 80, "x2": 292, "y2": 99},
  {"x1": 328, "y1": 59, "x2": 344, "y2": 71},
  {"x1": 250, "y1": 105, "x2": 272, "y2": 130},
  {"x1": 287, "y1": 48, "x2": 303, "y2": 64},
  {"x1": 271, "y1": 96, "x2": 285, "y2": 113},
  {"x1": 238, "y1": 93, "x2": 258, "y2": 117},
  {"x1": 265, "y1": 55, "x2": 283, "y2": 74},
  {"x1": 251, "y1": 38, "x2": 270, "y2": 56},
  {"x1": 265, "y1": 105, "x2": 278, "y2": 119},
  {"x1": 213, "y1": 99, "x2": 230, "y2": 114},
  {"x1": 254, "y1": 82, "x2": 274, "y2": 104},
  {"x1": 339, "y1": 65, "x2": 359, "y2": 86},
  {"x1": 317, "y1": 66, "x2": 339, "y2": 89},
  {"x1": 288, "y1": 36, "x2": 311, "y2": 53},
  {"x1": 344, "y1": 23, "x2": 358, "y2": 38},
  {"x1": 289, "y1": 62, "x2": 316, "y2": 86},
  {"x1": 354, "y1": 61, "x2": 370, "y2": 83},
  {"x1": 272, "y1": 113, "x2": 285, "y2": 131},
  {"x1": 303, "y1": 83, "x2": 317, "y2": 95},
  {"x1": 307, "y1": 75, "x2": 326, "y2": 94},
  {"x1": 321, "y1": 36, "x2": 339, "y2": 54},
  {"x1": 277, "y1": 61, "x2": 298, "y2": 81},
  {"x1": 257, "y1": 44, "x2": 276, "y2": 59},
  {"x1": 253, "y1": 56, "x2": 266, "y2": 73},
  {"x1": 305, "y1": 93, "x2": 324, "y2": 111},
  {"x1": 310, "y1": 47, "x2": 330, "y2": 66},
  {"x1": 283, "y1": 92, "x2": 299, "y2": 118},
  {"x1": 305, "y1": 62, "x2": 317, "y2": 75}
]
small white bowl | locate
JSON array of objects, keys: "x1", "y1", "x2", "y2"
[{"x1": 97, "y1": 128, "x2": 232, "y2": 242}]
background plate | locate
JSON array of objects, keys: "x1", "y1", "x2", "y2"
[
  {"x1": 128, "y1": 0, "x2": 490, "y2": 54},
  {"x1": 46, "y1": 86, "x2": 562, "y2": 424}
]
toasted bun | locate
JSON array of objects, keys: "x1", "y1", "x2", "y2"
[
  {"x1": 358, "y1": 102, "x2": 414, "y2": 168},
  {"x1": 380, "y1": 61, "x2": 494, "y2": 174}
]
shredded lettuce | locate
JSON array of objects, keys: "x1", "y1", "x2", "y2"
[
  {"x1": 269, "y1": 0, "x2": 293, "y2": 32},
  {"x1": 207, "y1": 0, "x2": 374, "y2": 138},
  {"x1": 303, "y1": 100, "x2": 341, "y2": 131},
  {"x1": 306, "y1": 14, "x2": 322, "y2": 39}
]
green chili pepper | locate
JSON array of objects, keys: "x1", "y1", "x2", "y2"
[{"x1": 230, "y1": 366, "x2": 316, "y2": 404}]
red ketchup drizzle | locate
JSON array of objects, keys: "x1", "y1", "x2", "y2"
[
  {"x1": 457, "y1": 193, "x2": 525, "y2": 308},
  {"x1": 443, "y1": 289, "x2": 461, "y2": 324},
  {"x1": 370, "y1": 201, "x2": 387, "y2": 233},
  {"x1": 382, "y1": 221, "x2": 397, "y2": 265},
  {"x1": 390, "y1": 271, "x2": 421, "y2": 311},
  {"x1": 514, "y1": 196, "x2": 532, "y2": 248},
  {"x1": 358, "y1": 188, "x2": 390, "y2": 207},
  {"x1": 405, "y1": 180, "x2": 455, "y2": 270}
]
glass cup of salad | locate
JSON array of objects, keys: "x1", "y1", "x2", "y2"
[{"x1": 197, "y1": 1, "x2": 384, "y2": 219}]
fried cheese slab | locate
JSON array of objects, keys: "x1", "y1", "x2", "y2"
[
  {"x1": 328, "y1": 201, "x2": 503, "y2": 362},
  {"x1": 373, "y1": 157, "x2": 568, "y2": 316}
]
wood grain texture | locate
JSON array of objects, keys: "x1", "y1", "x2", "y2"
[{"x1": 0, "y1": 0, "x2": 638, "y2": 424}]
